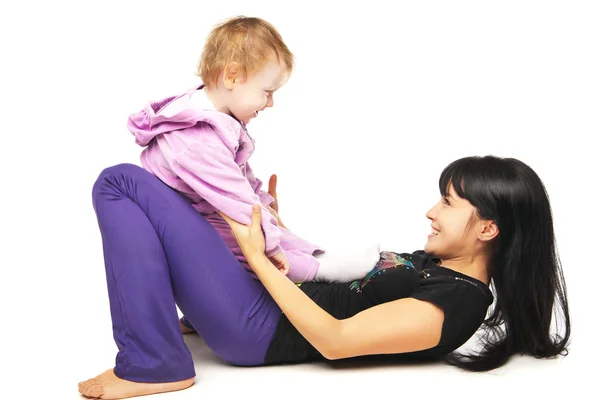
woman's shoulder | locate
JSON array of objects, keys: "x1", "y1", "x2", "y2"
[{"x1": 407, "y1": 270, "x2": 493, "y2": 355}]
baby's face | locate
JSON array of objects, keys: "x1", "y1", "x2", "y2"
[{"x1": 227, "y1": 59, "x2": 288, "y2": 125}]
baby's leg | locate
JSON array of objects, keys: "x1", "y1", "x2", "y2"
[
  {"x1": 203, "y1": 216, "x2": 323, "y2": 283},
  {"x1": 202, "y1": 215, "x2": 377, "y2": 284},
  {"x1": 281, "y1": 249, "x2": 321, "y2": 283},
  {"x1": 313, "y1": 245, "x2": 381, "y2": 282}
]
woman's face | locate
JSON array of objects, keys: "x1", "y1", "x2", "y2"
[{"x1": 424, "y1": 184, "x2": 481, "y2": 259}]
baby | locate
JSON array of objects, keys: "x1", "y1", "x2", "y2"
[{"x1": 127, "y1": 16, "x2": 380, "y2": 283}]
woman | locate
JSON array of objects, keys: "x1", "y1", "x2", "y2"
[{"x1": 78, "y1": 155, "x2": 570, "y2": 399}]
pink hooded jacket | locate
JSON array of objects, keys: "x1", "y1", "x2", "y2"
[{"x1": 127, "y1": 85, "x2": 323, "y2": 282}]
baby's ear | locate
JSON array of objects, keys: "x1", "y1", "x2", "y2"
[{"x1": 223, "y1": 62, "x2": 241, "y2": 89}]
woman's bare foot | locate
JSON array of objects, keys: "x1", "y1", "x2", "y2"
[
  {"x1": 78, "y1": 368, "x2": 194, "y2": 399},
  {"x1": 180, "y1": 320, "x2": 195, "y2": 334}
]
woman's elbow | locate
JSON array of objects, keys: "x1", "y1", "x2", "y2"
[
  {"x1": 318, "y1": 322, "x2": 348, "y2": 360},
  {"x1": 320, "y1": 346, "x2": 345, "y2": 361},
  {"x1": 319, "y1": 335, "x2": 352, "y2": 360}
]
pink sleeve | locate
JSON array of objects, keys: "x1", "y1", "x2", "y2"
[
  {"x1": 169, "y1": 125, "x2": 283, "y2": 257},
  {"x1": 245, "y1": 162, "x2": 274, "y2": 206}
]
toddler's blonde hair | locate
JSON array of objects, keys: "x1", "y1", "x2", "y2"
[{"x1": 198, "y1": 16, "x2": 294, "y2": 87}]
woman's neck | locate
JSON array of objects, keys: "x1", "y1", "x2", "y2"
[{"x1": 439, "y1": 254, "x2": 491, "y2": 285}]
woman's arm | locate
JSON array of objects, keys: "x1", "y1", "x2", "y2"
[{"x1": 220, "y1": 206, "x2": 445, "y2": 360}]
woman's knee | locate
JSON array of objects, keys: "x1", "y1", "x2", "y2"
[
  {"x1": 91, "y1": 163, "x2": 163, "y2": 204},
  {"x1": 92, "y1": 164, "x2": 160, "y2": 218},
  {"x1": 93, "y1": 163, "x2": 147, "y2": 190}
]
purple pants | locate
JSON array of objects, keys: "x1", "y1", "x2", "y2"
[{"x1": 92, "y1": 163, "x2": 282, "y2": 382}]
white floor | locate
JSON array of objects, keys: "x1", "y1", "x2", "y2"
[{"x1": 48, "y1": 330, "x2": 583, "y2": 400}]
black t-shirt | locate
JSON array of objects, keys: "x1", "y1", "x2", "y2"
[{"x1": 263, "y1": 250, "x2": 493, "y2": 364}]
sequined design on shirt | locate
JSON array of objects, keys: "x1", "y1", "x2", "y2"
[{"x1": 349, "y1": 251, "x2": 430, "y2": 293}]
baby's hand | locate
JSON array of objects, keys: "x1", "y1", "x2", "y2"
[{"x1": 269, "y1": 251, "x2": 290, "y2": 276}]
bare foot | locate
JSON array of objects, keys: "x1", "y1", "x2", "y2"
[
  {"x1": 78, "y1": 368, "x2": 194, "y2": 399},
  {"x1": 180, "y1": 320, "x2": 195, "y2": 334}
]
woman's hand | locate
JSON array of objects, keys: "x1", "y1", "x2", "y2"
[
  {"x1": 268, "y1": 174, "x2": 280, "y2": 215},
  {"x1": 219, "y1": 205, "x2": 266, "y2": 259},
  {"x1": 219, "y1": 205, "x2": 289, "y2": 275},
  {"x1": 265, "y1": 174, "x2": 287, "y2": 229}
]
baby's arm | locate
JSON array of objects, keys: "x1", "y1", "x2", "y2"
[
  {"x1": 167, "y1": 124, "x2": 283, "y2": 258},
  {"x1": 245, "y1": 162, "x2": 275, "y2": 206}
]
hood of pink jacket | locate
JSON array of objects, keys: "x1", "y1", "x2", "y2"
[{"x1": 127, "y1": 88, "x2": 247, "y2": 148}]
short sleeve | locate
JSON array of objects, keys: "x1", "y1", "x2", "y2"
[{"x1": 411, "y1": 279, "x2": 492, "y2": 350}]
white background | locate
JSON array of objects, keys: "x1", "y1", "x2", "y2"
[{"x1": 1, "y1": 0, "x2": 597, "y2": 398}]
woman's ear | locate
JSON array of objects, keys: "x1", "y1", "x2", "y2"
[{"x1": 478, "y1": 220, "x2": 499, "y2": 242}]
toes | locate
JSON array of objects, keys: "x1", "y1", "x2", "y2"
[
  {"x1": 78, "y1": 368, "x2": 118, "y2": 398},
  {"x1": 79, "y1": 381, "x2": 90, "y2": 396},
  {"x1": 78, "y1": 379, "x2": 92, "y2": 389},
  {"x1": 78, "y1": 379, "x2": 89, "y2": 392},
  {"x1": 82, "y1": 379, "x2": 96, "y2": 394},
  {"x1": 89, "y1": 384, "x2": 104, "y2": 398}
]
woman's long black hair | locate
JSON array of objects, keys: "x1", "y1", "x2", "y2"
[{"x1": 439, "y1": 156, "x2": 570, "y2": 371}]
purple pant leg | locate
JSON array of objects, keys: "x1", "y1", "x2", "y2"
[{"x1": 92, "y1": 163, "x2": 281, "y2": 382}]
